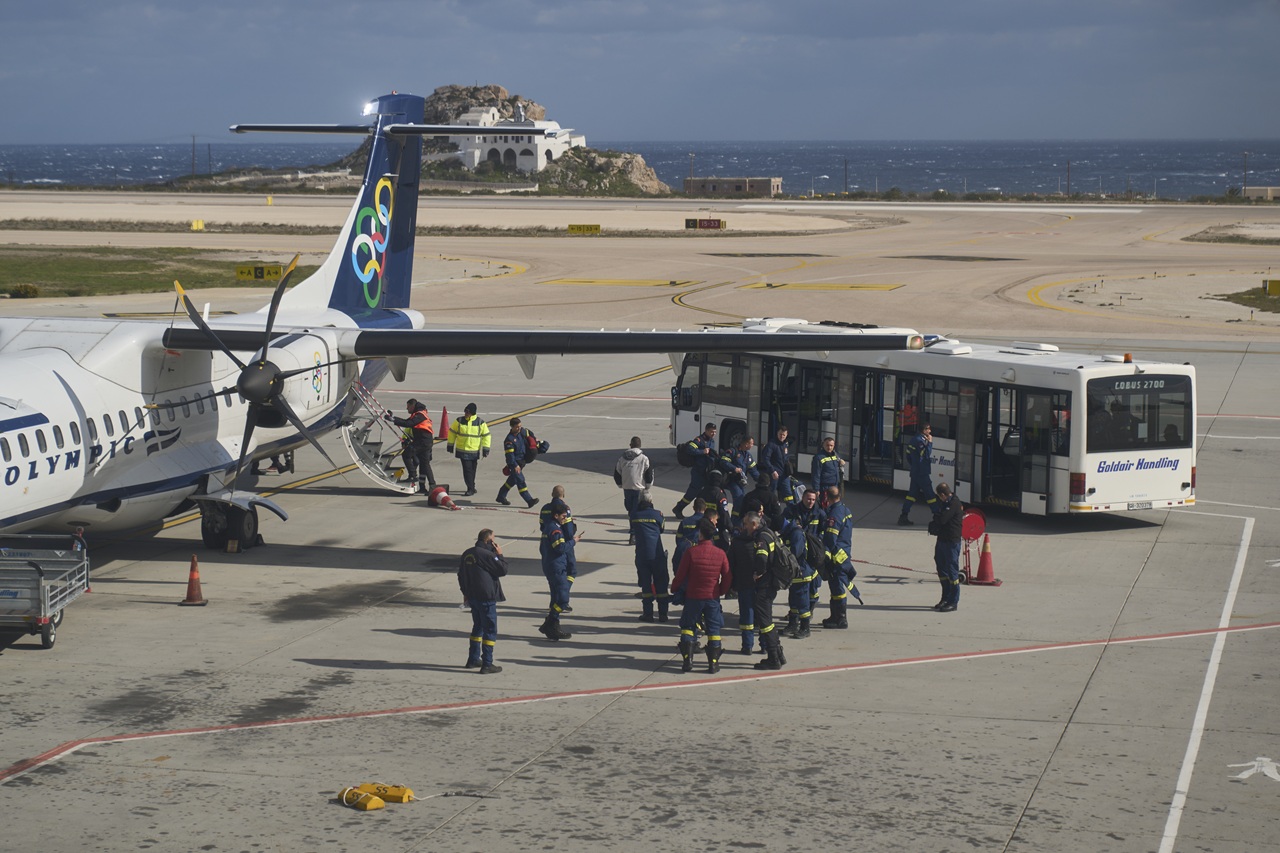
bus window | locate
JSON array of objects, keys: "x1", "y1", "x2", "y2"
[
  {"x1": 797, "y1": 365, "x2": 837, "y2": 455},
  {"x1": 922, "y1": 378, "x2": 960, "y2": 439},
  {"x1": 673, "y1": 354, "x2": 702, "y2": 411},
  {"x1": 1086, "y1": 375, "x2": 1191, "y2": 454},
  {"x1": 702, "y1": 356, "x2": 747, "y2": 408}
]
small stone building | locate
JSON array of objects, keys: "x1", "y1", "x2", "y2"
[{"x1": 684, "y1": 177, "x2": 782, "y2": 198}]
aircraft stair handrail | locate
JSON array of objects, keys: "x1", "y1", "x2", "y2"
[{"x1": 338, "y1": 381, "x2": 417, "y2": 494}]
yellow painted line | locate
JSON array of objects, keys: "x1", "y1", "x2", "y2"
[
  {"x1": 672, "y1": 281, "x2": 746, "y2": 319},
  {"x1": 152, "y1": 366, "x2": 671, "y2": 534},
  {"x1": 437, "y1": 255, "x2": 528, "y2": 280},
  {"x1": 542, "y1": 278, "x2": 700, "y2": 288},
  {"x1": 740, "y1": 282, "x2": 902, "y2": 291}
]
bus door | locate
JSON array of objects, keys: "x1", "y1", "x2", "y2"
[
  {"x1": 671, "y1": 355, "x2": 702, "y2": 444},
  {"x1": 761, "y1": 357, "x2": 800, "y2": 460},
  {"x1": 857, "y1": 371, "x2": 895, "y2": 485},
  {"x1": 954, "y1": 383, "x2": 979, "y2": 504},
  {"x1": 983, "y1": 386, "x2": 1021, "y2": 508},
  {"x1": 1018, "y1": 391, "x2": 1061, "y2": 516}
]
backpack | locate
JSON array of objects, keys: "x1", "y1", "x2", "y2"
[
  {"x1": 762, "y1": 530, "x2": 804, "y2": 588},
  {"x1": 522, "y1": 429, "x2": 540, "y2": 463},
  {"x1": 676, "y1": 440, "x2": 698, "y2": 468},
  {"x1": 803, "y1": 530, "x2": 830, "y2": 580}
]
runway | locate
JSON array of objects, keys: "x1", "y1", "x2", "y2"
[{"x1": 1, "y1": 193, "x2": 1278, "y2": 852}]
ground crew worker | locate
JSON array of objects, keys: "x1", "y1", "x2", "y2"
[
  {"x1": 742, "y1": 512, "x2": 788, "y2": 670},
  {"x1": 760, "y1": 425, "x2": 792, "y2": 493},
  {"x1": 673, "y1": 423, "x2": 717, "y2": 518},
  {"x1": 497, "y1": 417, "x2": 540, "y2": 507},
  {"x1": 387, "y1": 398, "x2": 435, "y2": 494},
  {"x1": 898, "y1": 423, "x2": 938, "y2": 525},
  {"x1": 781, "y1": 517, "x2": 818, "y2": 639},
  {"x1": 458, "y1": 528, "x2": 507, "y2": 674},
  {"x1": 541, "y1": 487, "x2": 580, "y2": 608},
  {"x1": 930, "y1": 482, "x2": 963, "y2": 612},
  {"x1": 820, "y1": 487, "x2": 861, "y2": 628},
  {"x1": 630, "y1": 494, "x2": 669, "y2": 621},
  {"x1": 539, "y1": 505, "x2": 572, "y2": 640},
  {"x1": 447, "y1": 403, "x2": 490, "y2": 497},
  {"x1": 672, "y1": 519, "x2": 733, "y2": 673},
  {"x1": 811, "y1": 436, "x2": 845, "y2": 505},
  {"x1": 718, "y1": 435, "x2": 758, "y2": 516},
  {"x1": 787, "y1": 488, "x2": 827, "y2": 621}
]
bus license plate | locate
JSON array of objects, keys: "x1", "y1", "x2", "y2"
[{"x1": 1128, "y1": 501, "x2": 1152, "y2": 511}]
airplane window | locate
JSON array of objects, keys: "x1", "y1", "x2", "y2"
[
  {"x1": 118, "y1": 410, "x2": 129, "y2": 433},
  {"x1": 70, "y1": 422, "x2": 81, "y2": 444},
  {"x1": 134, "y1": 408, "x2": 144, "y2": 429},
  {"x1": 165, "y1": 401, "x2": 175, "y2": 423},
  {"x1": 1, "y1": 437, "x2": 10, "y2": 462},
  {"x1": 36, "y1": 429, "x2": 47, "y2": 453},
  {"x1": 181, "y1": 397, "x2": 191, "y2": 418},
  {"x1": 149, "y1": 408, "x2": 160, "y2": 427},
  {"x1": 53, "y1": 425, "x2": 64, "y2": 449},
  {"x1": 87, "y1": 418, "x2": 98, "y2": 441},
  {"x1": 223, "y1": 390, "x2": 232, "y2": 407},
  {"x1": 210, "y1": 394, "x2": 218, "y2": 411},
  {"x1": 196, "y1": 397, "x2": 205, "y2": 415},
  {"x1": 104, "y1": 413, "x2": 115, "y2": 437},
  {"x1": 18, "y1": 434, "x2": 30, "y2": 457}
]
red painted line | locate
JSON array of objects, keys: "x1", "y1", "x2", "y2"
[{"x1": 4, "y1": 619, "x2": 1277, "y2": 784}]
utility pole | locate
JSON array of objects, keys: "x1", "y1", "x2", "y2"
[
  {"x1": 1066, "y1": 160, "x2": 1071, "y2": 197},
  {"x1": 1242, "y1": 151, "x2": 1249, "y2": 198},
  {"x1": 191, "y1": 135, "x2": 196, "y2": 177},
  {"x1": 843, "y1": 157, "x2": 848, "y2": 194}
]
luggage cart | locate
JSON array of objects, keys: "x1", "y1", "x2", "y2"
[{"x1": 0, "y1": 533, "x2": 90, "y2": 649}]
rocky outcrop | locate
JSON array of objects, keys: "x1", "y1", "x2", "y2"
[
  {"x1": 423, "y1": 84, "x2": 545, "y2": 124},
  {"x1": 537, "y1": 148, "x2": 670, "y2": 196}
]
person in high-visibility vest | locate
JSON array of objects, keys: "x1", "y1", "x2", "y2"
[
  {"x1": 387, "y1": 398, "x2": 435, "y2": 494},
  {"x1": 446, "y1": 403, "x2": 491, "y2": 497}
]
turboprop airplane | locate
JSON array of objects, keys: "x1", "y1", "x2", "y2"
[{"x1": 0, "y1": 91, "x2": 923, "y2": 549}]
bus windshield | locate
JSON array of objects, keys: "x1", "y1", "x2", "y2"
[{"x1": 1086, "y1": 374, "x2": 1192, "y2": 453}]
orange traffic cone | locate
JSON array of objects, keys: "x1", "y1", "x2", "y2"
[
  {"x1": 441, "y1": 405, "x2": 448, "y2": 433},
  {"x1": 180, "y1": 555, "x2": 208, "y2": 605},
  {"x1": 429, "y1": 486, "x2": 461, "y2": 511},
  {"x1": 971, "y1": 534, "x2": 1002, "y2": 586}
]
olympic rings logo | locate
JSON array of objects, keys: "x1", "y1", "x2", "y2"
[
  {"x1": 311, "y1": 352, "x2": 324, "y2": 398},
  {"x1": 350, "y1": 176, "x2": 395, "y2": 308}
]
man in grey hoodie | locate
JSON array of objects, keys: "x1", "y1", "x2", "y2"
[{"x1": 614, "y1": 437, "x2": 654, "y2": 544}]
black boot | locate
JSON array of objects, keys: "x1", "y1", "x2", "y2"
[
  {"x1": 783, "y1": 613, "x2": 799, "y2": 638},
  {"x1": 539, "y1": 615, "x2": 571, "y2": 641},
  {"x1": 795, "y1": 617, "x2": 811, "y2": 639},
  {"x1": 897, "y1": 513, "x2": 913, "y2": 526},
  {"x1": 639, "y1": 597, "x2": 655, "y2": 622},
  {"x1": 754, "y1": 641, "x2": 783, "y2": 670},
  {"x1": 821, "y1": 598, "x2": 848, "y2": 629},
  {"x1": 706, "y1": 643, "x2": 722, "y2": 674},
  {"x1": 679, "y1": 639, "x2": 695, "y2": 673},
  {"x1": 657, "y1": 597, "x2": 670, "y2": 623}
]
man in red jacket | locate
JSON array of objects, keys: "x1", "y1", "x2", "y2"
[{"x1": 672, "y1": 519, "x2": 733, "y2": 673}]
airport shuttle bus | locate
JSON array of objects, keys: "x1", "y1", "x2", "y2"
[{"x1": 670, "y1": 319, "x2": 1196, "y2": 516}]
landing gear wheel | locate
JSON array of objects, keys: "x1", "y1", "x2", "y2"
[
  {"x1": 228, "y1": 506, "x2": 259, "y2": 549},
  {"x1": 201, "y1": 506, "x2": 230, "y2": 550}
]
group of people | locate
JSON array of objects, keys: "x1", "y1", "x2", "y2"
[
  {"x1": 456, "y1": 422, "x2": 967, "y2": 677},
  {"x1": 389, "y1": 400, "x2": 549, "y2": 508}
]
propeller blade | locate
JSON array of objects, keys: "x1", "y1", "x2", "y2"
[
  {"x1": 261, "y1": 254, "x2": 300, "y2": 355},
  {"x1": 145, "y1": 387, "x2": 235, "y2": 411},
  {"x1": 232, "y1": 403, "x2": 260, "y2": 486},
  {"x1": 273, "y1": 395, "x2": 340, "y2": 472},
  {"x1": 175, "y1": 281, "x2": 247, "y2": 370}
]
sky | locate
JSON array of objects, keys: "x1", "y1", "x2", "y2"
[{"x1": 2, "y1": 0, "x2": 1279, "y2": 145}]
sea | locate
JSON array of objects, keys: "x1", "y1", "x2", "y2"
[{"x1": 1, "y1": 139, "x2": 1277, "y2": 201}]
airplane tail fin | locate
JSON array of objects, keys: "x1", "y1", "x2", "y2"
[{"x1": 277, "y1": 93, "x2": 424, "y2": 324}]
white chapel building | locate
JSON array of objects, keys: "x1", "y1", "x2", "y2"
[{"x1": 452, "y1": 103, "x2": 587, "y2": 173}]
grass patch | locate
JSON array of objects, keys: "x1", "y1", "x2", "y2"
[
  {"x1": 1216, "y1": 286, "x2": 1280, "y2": 314},
  {"x1": 0, "y1": 246, "x2": 318, "y2": 298}
]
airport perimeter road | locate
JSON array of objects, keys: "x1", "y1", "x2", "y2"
[{"x1": 2, "y1": 344, "x2": 1277, "y2": 853}]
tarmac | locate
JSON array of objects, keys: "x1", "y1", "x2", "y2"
[{"x1": 1, "y1": 193, "x2": 1279, "y2": 852}]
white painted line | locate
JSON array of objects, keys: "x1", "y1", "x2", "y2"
[{"x1": 1158, "y1": 515, "x2": 1255, "y2": 853}]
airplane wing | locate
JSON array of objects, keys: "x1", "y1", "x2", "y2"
[{"x1": 161, "y1": 325, "x2": 924, "y2": 358}]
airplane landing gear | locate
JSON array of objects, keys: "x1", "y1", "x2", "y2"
[{"x1": 200, "y1": 504, "x2": 259, "y2": 550}]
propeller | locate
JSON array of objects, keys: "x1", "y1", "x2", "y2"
[{"x1": 173, "y1": 255, "x2": 344, "y2": 485}]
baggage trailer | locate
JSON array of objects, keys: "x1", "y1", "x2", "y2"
[{"x1": 0, "y1": 534, "x2": 90, "y2": 649}]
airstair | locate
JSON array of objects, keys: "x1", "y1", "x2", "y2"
[{"x1": 338, "y1": 381, "x2": 418, "y2": 494}]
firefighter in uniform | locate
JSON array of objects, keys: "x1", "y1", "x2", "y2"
[
  {"x1": 760, "y1": 425, "x2": 792, "y2": 494},
  {"x1": 821, "y1": 487, "x2": 861, "y2": 628},
  {"x1": 781, "y1": 517, "x2": 818, "y2": 639},
  {"x1": 630, "y1": 494, "x2": 669, "y2": 621},
  {"x1": 743, "y1": 512, "x2": 787, "y2": 670},
  {"x1": 387, "y1": 398, "x2": 435, "y2": 494},
  {"x1": 811, "y1": 436, "x2": 845, "y2": 506},
  {"x1": 458, "y1": 528, "x2": 507, "y2": 674},
  {"x1": 541, "y1": 486, "x2": 579, "y2": 606},
  {"x1": 497, "y1": 417, "x2": 540, "y2": 508},
  {"x1": 538, "y1": 505, "x2": 573, "y2": 640},
  {"x1": 898, "y1": 423, "x2": 938, "y2": 525},
  {"x1": 673, "y1": 423, "x2": 717, "y2": 518},
  {"x1": 787, "y1": 488, "x2": 827, "y2": 624},
  {"x1": 718, "y1": 435, "x2": 758, "y2": 517},
  {"x1": 446, "y1": 403, "x2": 490, "y2": 497}
]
